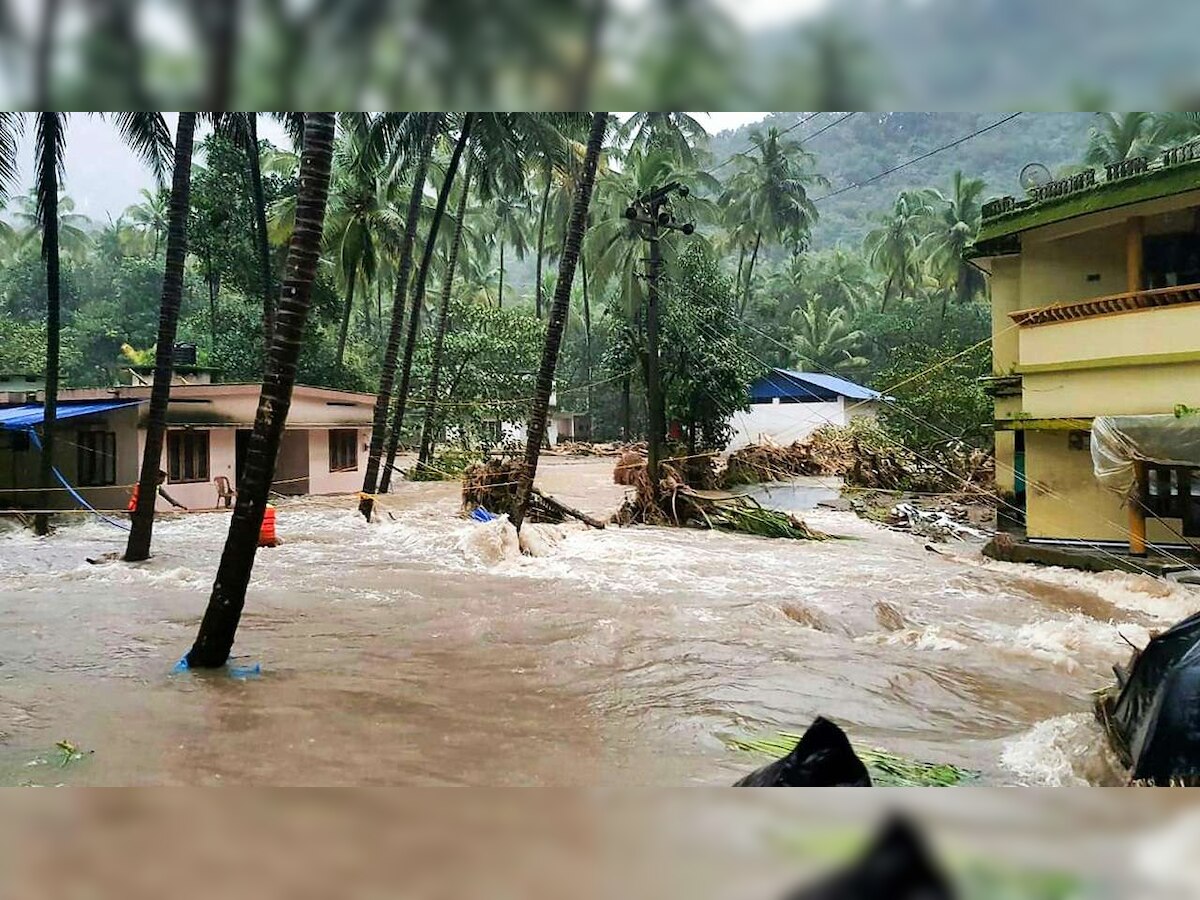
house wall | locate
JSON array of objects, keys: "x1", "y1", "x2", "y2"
[
  {"x1": 1023, "y1": 430, "x2": 1185, "y2": 545},
  {"x1": 1019, "y1": 222, "x2": 1128, "y2": 307},
  {"x1": 726, "y1": 398, "x2": 863, "y2": 451},
  {"x1": 141, "y1": 426, "x2": 237, "y2": 511},
  {"x1": 988, "y1": 199, "x2": 1200, "y2": 546}
]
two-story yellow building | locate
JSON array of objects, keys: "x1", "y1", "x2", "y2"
[{"x1": 972, "y1": 144, "x2": 1200, "y2": 566}]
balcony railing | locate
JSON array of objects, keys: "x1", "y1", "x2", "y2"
[{"x1": 1010, "y1": 282, "x2": 1200, "y2": 327}]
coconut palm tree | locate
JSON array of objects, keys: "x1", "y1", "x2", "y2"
[
  {"x1": 720, "y1": 126, "x2": 823, "y2": 318},
  {"x1": 186, "y1": 112, "x2": 337, "y2": 669},
  {"x1": 3, "y1": 112, "x2": 169, "y2": 536},
  {"x1": 1084, "y1": 112, "x2": 1156, "y2": 167},
  {"x1": 125, "y1": 187, "x2": 169, "y2": 258},
  {"x1": 325, "y1": 113, "x2": 395, "y2": 371},
  {"x1": 490, "y1": 192, "x2": 531, "y2": 308},
  {"x1": 864, "y1": 190, "x2": 931, "y2": 311},
  {"x1": 512, "y1": 111, "x2": 608, "y2": 531},
  {"x1": 416, "y1": 152, "x2": 476, "y2": 470},
  {"x1": 791, "y1": 298, "x2": 868, "y2": 375},
  {"x1": 124, "y1": 113, "x2": 198, "y2": 563},
  {"x1": 379, "y1": 115, "x2": 474, "y2": 494},
  {"x1": 1150, "y1": 112, "x2": 1200, "y2": 149},
  {"x1": 12, "y1": 190, "x2": 93, "y2": 261},
  {"x1": 919, "y1": 171, "x2": 986, "y2": 313},
  {"x1": 359, "y1": 113, "x2": 441, "y2": 521},
  {"x1": 620, "y1": 112, "x2": 709, "y2": 167}
]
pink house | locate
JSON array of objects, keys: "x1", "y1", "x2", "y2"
[{"x1": 0, "y1": 371, "x2": 373, "y2": 513}]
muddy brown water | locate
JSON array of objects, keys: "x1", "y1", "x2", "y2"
[{"x1": 2, "y1": 458, "x2": 1197, "y2": 786}]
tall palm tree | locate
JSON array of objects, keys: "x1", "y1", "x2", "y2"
[
  {"x1": 720, "y1": 126, "x2": 823, "y2": 318},
  {"x1": 791, "y1": 299, "x2": 868, "y2": 375},
  {"x1": 919, "y1": 171, "x2": 986, "y2": 312},
  {"x1": 12, "y1": 112, "x2": 168, "y2": 536},
  {"x1": 491, "y1": 192, "x2": 531, "y2": 308},
  {"x1": 124, "y1": 113, "x2": 198, "y2": 563},
  {"x1": 187, "y1": 112, "x2": 337, "y2": 669},
  {"x1": 31, "y1": 113, "x2": 63, "y2": 537},
  {"x1": 1084, "y1": 112, "x2": 1156, "y2": 167},
  {"x1": 864, "y1": 190, "x2": 931, "y2": 311},
  {"x1": 1150, "y1": 112, "x2": 1200, "y2": 149},
  {"x1": 12, "y1": 190, "x2": 93, "y2": 261},
  {"x1": 125, "y1": 187, "x2": 169, "y2": 258},
  {"x1": 359, "y1": 113, "x2": 441, "y2": 521},
  {"x1": 512, "y1": 112, "x2": 608, "y2": 531},
  {"x1": 379, "y1": 115, "x2": 474, "y2": 494},
  {"x1": 620, "y1": 112, "x2": 709, "y2": 167},
  {"x1": 325, "y1": 114, "x2": 393, "y2": 371},
  {"x1": 416, "y1": 153, "x2": 475, "y2": 469},
  {"x1": 210, "y1": 113, "x2": 299, "y2": 355}
]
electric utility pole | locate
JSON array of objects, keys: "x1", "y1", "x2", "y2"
[{"x1": 624, "y1": 183, "x2": 694, "y2": 489}]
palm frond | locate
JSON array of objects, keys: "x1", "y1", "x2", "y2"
[{"x1": 109, "y1": 112, "x2": 173, "y2": 185}]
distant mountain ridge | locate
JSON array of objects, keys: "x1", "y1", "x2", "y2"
[{"x1": 707, "y1": 111, "x2": 1094, "y2": 249}]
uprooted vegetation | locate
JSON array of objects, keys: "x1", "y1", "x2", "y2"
[
  {"x1": 613, "y1": 455, "x2": 827, "y2": 540},
  {"x1": 461, "y1": 458, "x2": 606, "y2": 528},
  {"x1": 723, "y1": 419, "x2": 994, "y2": 495}
]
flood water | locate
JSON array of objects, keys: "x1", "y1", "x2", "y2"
[{"x1": 2, "y1": 458, "x2": 1197, "y2": 786}]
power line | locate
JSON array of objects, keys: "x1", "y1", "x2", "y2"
[
  {"x1": 708, "y1": 112, "x2": 850, "y2": 176},
  {"x1": 810, "y1": 113, "x2": 1023, "y2": 204},
  {"x1": 658, "y1": 272, "x2": 1196, "y2": 572}
]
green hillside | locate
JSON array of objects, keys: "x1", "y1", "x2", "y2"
[{"x1": 708, "y1": 111, "x2": 1094, "y2": 249}]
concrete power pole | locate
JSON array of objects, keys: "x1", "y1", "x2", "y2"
[{"x1": 624, "y1": 183, "x2": 694, "y2": 489}]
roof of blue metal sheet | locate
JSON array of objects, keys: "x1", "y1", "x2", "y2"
[
  {"x1": 0, "y1": 400, "x2": 143, "y2": 430},
  {"x1": 749, "y1": 369, "x2": 881, "y2": 403}
]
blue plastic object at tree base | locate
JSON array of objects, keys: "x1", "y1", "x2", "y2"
[
  {"x1": 470, "y1": 506, "x2": 498, "y2": 522},
  {"x1": 173, "y1": 655, "x2": 263, "y2": 680}
]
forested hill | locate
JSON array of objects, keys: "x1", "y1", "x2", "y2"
[{"x1": 708, "y1": 112, "x2": 1094, "y2": 249}]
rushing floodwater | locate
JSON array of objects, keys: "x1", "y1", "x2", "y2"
[{"x1": 1, "y1": 458, "x2": 1196, "y2": 786}]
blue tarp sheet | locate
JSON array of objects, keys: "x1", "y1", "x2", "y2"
[
  {"x1": 0, "y1": 400, "x2": 143, "y2": 430},
  {"x1": 749, "y1": 369, "x2": 882, "y2": 404}
]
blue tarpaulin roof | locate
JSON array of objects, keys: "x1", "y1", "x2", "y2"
[
  {"x1": 749, "y1": 369, "x2": 881, "y2": 403},
  {"x1": 0, "y1": 400, "x2": 143, "y2": 430}
]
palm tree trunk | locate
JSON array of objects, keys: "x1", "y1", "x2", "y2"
[
  {"x1": 497, "y1": 242, "x2": 505, "y2": 309},
  {"x1": 359, "y1": 114, "x2": 440, "y2": 520},
  {"x1": 33, "y1": 112, "x2": 61, "y2": 538},
  {"x1": 734, "y1": 243, "x2": 745, "y2": 297},
  {"x1": 535, "y1": 169, "x2": 551, "y2": 317},
  {"x1": 124, "y1": 112, "x2": 197, "y2": 562},
  {"x1": 186, "y1": 112, "x2": 336, "y2": 669},
  {"x1": 739, "y1": 231, "x2": 761, "y2": 319},
  {"x1": 243, "y1": 114, "x2": 275, "y2": 356},
  {"x1": 581, "y1": 248, "x2": 593, "y2": 417},
  {"x1": 417, "y1": 155, "x2": 474, "y2": 468},
  {"x1": 621, "y1": 374, "x2": 631, "y2": 440},
  {"x1": 379, "y1": 114, "x2": 473, "y2": 494},
  {"x1": 512, "y1": 112, "x2": 607, "y2": 531},
  {"x1": 334, "y1": 265, "x2": 357, "y2": 372}
]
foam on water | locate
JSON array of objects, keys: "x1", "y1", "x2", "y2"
[
  {"x1": 1005, "y1": 615, "x2": 1151, "y2": 672},
  {"x1": 856, "y1": 624, "x2": 971, "y2": 651},
  {"x1": 1000, "y1": 714, "x2": 1121, "y2": 786}
]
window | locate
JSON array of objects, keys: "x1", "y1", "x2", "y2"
[
  {"x1": 329, "y1": 429, "x2": 358, "y2": 472},
  {"x1": 77, "y1": 431, "x2": 116, "y2": 486},
  {"x1": 167, "y1": 430, "x2": 210, "y2": 482}
]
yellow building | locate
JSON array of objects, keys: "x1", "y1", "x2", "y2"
[{"x1": 972, "y1": 145, "x2": 1200, "y2": 562}]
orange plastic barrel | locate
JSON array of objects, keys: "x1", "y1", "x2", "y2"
[{"x1": 258, "y1": 504, "x2": 278, "y2": 547}]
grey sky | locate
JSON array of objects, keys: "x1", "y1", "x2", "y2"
[{"x1": 7, "y1": 112, "x2": 768, "y2": 224}]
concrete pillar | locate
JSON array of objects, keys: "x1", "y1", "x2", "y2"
[{"x1": 1126, "y1": 216, "x2": 1144, "y2": 293}]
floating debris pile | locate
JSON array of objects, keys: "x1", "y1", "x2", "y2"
[
  {"x1": 723, "y1": 421, "x2": 994, "y2": 495},
  {"x1": 613, "y1": 454, "x2": 826, "y2": 540},
  {"x1": 461, "y1": 458, "x2": 605, "y2": 528}
]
